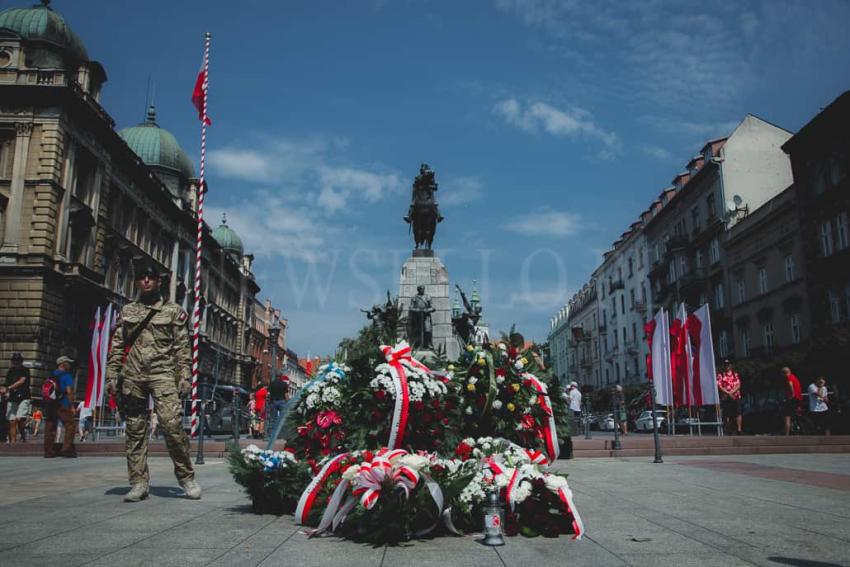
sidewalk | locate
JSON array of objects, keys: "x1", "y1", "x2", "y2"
[{"x1": 2, "y1": 454, "x2": 849, "y2": 566}]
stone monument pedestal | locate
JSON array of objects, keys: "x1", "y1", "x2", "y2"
[{"x1": 398, "y1": 252, "x2": 458, "y2": 361}]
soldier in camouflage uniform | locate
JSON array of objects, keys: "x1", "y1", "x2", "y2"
[{"x1": 106, "y1": 258, "x2": 201, "y2": 502}]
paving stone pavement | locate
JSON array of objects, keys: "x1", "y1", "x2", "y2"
[{"x1": 1, "y1": 453, "x2": 849, "y2": 566}]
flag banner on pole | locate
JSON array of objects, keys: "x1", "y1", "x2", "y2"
[
  {"x1": 84, "y1": 307, "x2": 102, "y2": 409},
  {"x1": 96, "y1": 304, "x2": 114, "y2": 408},
  {"x1": 679, "y1": 302, "x2": 694, "y2": 406},
  {"x1": 693, "y1": 304, "x2": 720, "y2": 405},
  {"x1": 651, "y1": 309, "x2": 672, "y2": 407},
  {"x1": 191, "y1": 57, "x2": 212, "y2": 125},
  {"x1": 669, "y1": 303, "x2": 689, "y2": 408}
]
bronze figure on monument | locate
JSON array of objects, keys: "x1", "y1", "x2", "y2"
[
  {"x1": 406, "y1": 285, "x2": 435, "y2": 350},
  {"x1": 403, "y1": 163, "x2": 444, "y2": 251}
]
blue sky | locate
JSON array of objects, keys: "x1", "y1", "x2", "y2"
[{"x1": 55, "y1": 0, "x2": 850, "y2": 356}]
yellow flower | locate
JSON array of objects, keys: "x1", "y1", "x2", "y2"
[
  {"x1": 511, "y1": 383, "x2": 520, "y2": 393},
  {"x1": 477, "y1": 358, "x2": 486, "y2": 367},
  {"x1": 466, "y1": 344, "x2": 474, "y2": 352},
  {"x1": 520, "y1": 357, "x2": 529, "y2": 366},
  {"x1": 447, "y1": 364, "x2": 455, "y2": 371},
  {"x1": 507, "y1": 403, "x2": 516, "y2": 412},
  {"x1": 467, "y1": 383, "x2": 476, "y2": 392}
]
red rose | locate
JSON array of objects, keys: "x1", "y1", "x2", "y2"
[
  {"x1": 455, "y1": 442, "x2": 472, "y2": 460},
  {"x1": 508, "y1": 347, "x2": 518, "y2": 358},
  {"x1": 434, "y1": 410, "x2": 444, "y2": 420},
  {"x1": 444, "y1": 399, "x2": 455, "y2": 411},
  {"x1": 495, "y1": 368, "x2": 506, "y2": 377},
  {"x1": 422, "y1": 413, "x2": 433, "y2": 423},
  {"x1": 442, "y1": 417, "x2": 449, "y2": 425},
  {"x1": 413, "y1": 400, "x2": 425, "y2": 412},
  {"x1": 374, "y1": 390, "x2": 387, "y2": 401},
  {"x1": 521, "y1": 414, "x2": 536, "y2": 430},
  {"x1": 362, "y1": 450, "x2": 374, "y2": 462},
  {"x1": 431, "y1": 399, "x2": 441, "y2": 409},
  {"x1": 320, "y1": 447, "x2": 331, "y2": 456}
]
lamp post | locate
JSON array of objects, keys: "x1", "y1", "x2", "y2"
[
  {"x1": 650, "y1": 381, "x2": 663, "y2": 463},
  {"x1": 583, "y1": 396, "x2": 592, "y2": 440},
  {"x1": 611, "y1": 389, "x2": 622, "y2": 451},
  {"x1": 267, "y1": 318, "x2": 281, "y2": 443}
]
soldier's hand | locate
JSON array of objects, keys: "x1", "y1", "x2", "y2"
[{"x1": 106, "y1": 380, "x2": 117, "y2": 395}]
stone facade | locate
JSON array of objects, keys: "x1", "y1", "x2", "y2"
[
  {"x1": 397, "y1": 253, "x2": 458, "y2": 360},
  {"x1": 0, "y1": 3, "x2": 259, "y2": 396}
]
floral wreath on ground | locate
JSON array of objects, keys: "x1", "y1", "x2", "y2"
[
  {"x1": 285, "y1": 362, "x2": 349, "y2": 462},
  {"x1": 227, "y1": 444, "x2": 312, "y2": 515},
  {"x1": 345, "y1": 342, "x2": 461, "y2": 454}
]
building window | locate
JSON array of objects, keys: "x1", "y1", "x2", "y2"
[
  {"x1": 790, "y1": 314, "x2": 801, "y2": 344},
  {"x1": 653, "y1": 243, "x2": 661, "y2": 264},
  {"x1": 709, "y1": 238, "x2": 720, "y2": 264},
  {"x1": 820, "y1": 220, "x2": 834, "y2": 257},
  {"x1": 757, "y1": 268, "x2": 768, "y2": 295},
  {"x1": 741, "y1": 330, "x2": 751, "y2": 357},
  {"x1": 784, "y1": 255, "x2": 796, "y2": 282},
  {"x1": 695, "y1": 249, "x2": 704, "y2": 269},
  {"x1": 691, "y1": 206, "x2": 701, "y2": 232},
  {"x1": 628, "y1": 257, "x2": 634, "y2": 277},
  {"x1": 698, "y1": 292, "x2": 707, "y2": 306},
  {"x1": 714, "y1": 283, "x2": 725, "y2": 309},
  {"x1": 837, "y1": 212, "x2": 849, "y2": 250},
  {"x1": 679, "y1": 256, "x2": 688, "y2": 277},
  {"x1": 667, "y1": 259, "x2": 677, "y2": 284},
  {"x1": 707, "y1": 193, "x2": 717, "y2": 219},
  {"x1": 829, "y1": 290, "x2": 841, "y2": 323},
  {"x1": 620, "y1": 295, "x2": 625, "y2": 315},
  {"x1": 615, "y1": 363, "x2": 620, "y2": 382},
  {"x1": 718, "y1": 330, "x2": 729, "y2": 357},
  {"x1": 0, "y1": 129, "x2": 14, "y2": 179},
  {"x1": 632, "y1": 322, "x2": 637, "y2": 341},
  {"x1": 763, "y1": 323, "x2": 774, "y2": 353},
  {"x1": 737, "y1": 278, "x2": 745, "y2": 304},
  {"x1": 638, "y1": 247, "x2": 645, "y2": 269}
]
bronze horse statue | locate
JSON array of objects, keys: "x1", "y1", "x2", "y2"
[{"x1": 404, "y1": 164, "x2": 444, "y2": 249}]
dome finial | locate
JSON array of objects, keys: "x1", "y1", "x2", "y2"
[
  {"x1": 145, "y1": 104, "x2": 157, "y2": 124},
  {"x1": 39, "y1": 0, "x2": 51, "y2": 8},
  {"x1": 221, "y1": 212, "x2": 227, "y2": 225}
]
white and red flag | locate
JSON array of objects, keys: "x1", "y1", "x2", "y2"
[
  {"x1": 688, "y1": 304, "x2": 720, "y2": 406},
  {"x1": 191, "y1": 57, "x2": 211, "y2": 125},
  {"x1": 650, "y1": 309, "x2": 672, "y2": 407},
  {"x1": 84, "y1": 306, "x2": 102, "y2": 409},
  {"x1": 96, "y1": 304, "x2": 114, "y2": 407}
]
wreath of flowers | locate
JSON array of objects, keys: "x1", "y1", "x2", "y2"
[
  {"x1": 227, "y1": 444, "x2": 312, "y2": 515},
  {"x1": 286, "y1": 362, "x2": 350, "y2": 461}
]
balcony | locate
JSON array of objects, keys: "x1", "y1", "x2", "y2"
[
  {"x1": 667, "y1": 234, "x2": 690, "y2": 251},
  {"x1": 679, "y1": 268, "x2": 707, "y2": 292},
  {"x1": 609, "y1": 279, "x2": 625, "y2": 293}
]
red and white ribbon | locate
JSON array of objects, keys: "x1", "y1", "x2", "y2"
[
  {"x1": 295, "y1": 452, "x2": 349, "y2": 525},
  {"x1": 523, "y1": 373, "x2": 559, "y2": 463},
  {"x1": 557, "y1": 485, "x2": 585, "y2": 540},
  {"x1": 352, "y1": 457, "x2": 394, "y2": 510},
  {"x1": 379, "y1": 342, "x2": 431, "y2": 449},
  {"x1": 525, "y1": 448, "x2": 549, "y2": 466}
]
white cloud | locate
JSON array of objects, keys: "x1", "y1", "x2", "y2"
[
  {"x1": 494, "y1": 98, "x2": 619, "y2": 147},
  {"x1": 640, "y1": 144, "x2": 671, "y2": 160},
  {"x1": 505, "y1": 208, "x2": 582, "y2": 238},
  {"x1": 441, "y1": 176, "x2": 483, "y2": 206},
  {"x1": 208, "y1": 137, "x2": 403, "y2": 214}
]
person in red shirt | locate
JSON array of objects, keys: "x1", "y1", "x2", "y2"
[
  {"x1": 782, "y1": 366, "x2": 802, "y2": 435},
  {"x1": 254, "y1": 383, "x2": 268, "y2": 437},
  {"x1": 717, "y1": 360, "x2": 743, "y2": 435}
]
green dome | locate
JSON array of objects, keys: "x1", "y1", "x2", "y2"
[
  {"x1": 119, "y1": 106, "x2": 195, "y2": 180},
  {"x1": 212, "y1": 213, "x2": 244, "y2": 257},
  {"x1": 0, "y1": 1, "x2": 88, "y2": 62}
]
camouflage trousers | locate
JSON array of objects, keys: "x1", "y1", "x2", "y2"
[{"x1": 122, "y1": 375, "x2": 194, "y2": 486}]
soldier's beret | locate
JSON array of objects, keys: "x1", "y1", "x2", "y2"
[{"x1": 132, "y1": 256, "x2": 161, "y2": 279}]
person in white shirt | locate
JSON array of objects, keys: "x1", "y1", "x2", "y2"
[
  {"x1": 76, "y1": 401, "x2": 94, "y2": 442},
  {"x1": 568, "y1": 382, "x2": 583, "y2": 417},
  {"x1": 808, "y1": 377, "x2": 830, "y2": 435}
]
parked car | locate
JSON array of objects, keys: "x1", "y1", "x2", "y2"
[
  {"x1": 634, "y1": 410, "x2": 667, "y2": 432},
  {"x1": 599, "y1": 413, "x2": 616, "y2": 431},
  {"x1": 182, "y1": 383, "x2": 250, "y2": 435}
]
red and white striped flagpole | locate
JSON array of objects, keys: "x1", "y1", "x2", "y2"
[{"x1": 190, "y1": 31, "x2": 212, "y2": 439}]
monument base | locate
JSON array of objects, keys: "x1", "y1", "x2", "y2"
[{"x1": 398, "y1": 252, "x2": 459, "y2": 362}]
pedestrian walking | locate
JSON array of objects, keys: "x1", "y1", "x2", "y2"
[
  {"x1": 717, "y1": 359, "x2": 743, "y2": 435},
  {"x1": 255, "y1": 382, "x2": 268, "y2": 437},
  {"x1": 568, "y1": 382, "x2": 582, "y2": 418},
  {"x1": 4, "y1": 353, "x2": 32, "y2": 443},
  {"x1": 613, "y1": 384, "x2": 628, "y2": 436},
  {"x1": 31, "y1": 407, "x2": 42, "y2": 437},
  {"x1": 808, "y1": 377, "x2": 831, "y2": 436},
  {"x1": 77, "y1": 401, "x2": 93, "y2": 442},
  {"x1": 105, "y1": 257, "x2": 200, "y2": 503},
  {"x1": 43, "y1": 356, "x2": 78, "y2": 458},
  {"x1": 265, "y1": 374, "x2": 289, "y2": 443},
  {"x1": 782, "y1": 366, "x2": 803, "y2": 436}
]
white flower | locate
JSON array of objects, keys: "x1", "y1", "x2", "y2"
[
  {"x1": 495, "y1": 374, "x2": 505, "y2": 384},
  {"x1": 492, "y1": 400, "x2": 503, "y2": 410},
  {"x1": 499, "y1": 343, "x2": 507, "y2": 351},
  {"x1": 468, "y1": 377, "x2": 478, "y2": 385},
  {"x1": 544, "y1": 474, "x2": 569, "y2": 492},
  {"x1": 341, "y1": 464, "x2": 361, "y2": 482},
  {"x1": 465, "y1": 406, "x2": 473, "y2": 415},
  {"x1": 397, "y1": 454, "x2": 429, "y2": 471},
  {"x1": 513, "y1": 480, "x2": 533, "y2": 503},
  {"x1": 529, "y1": 396, "x2": 538, "y2": 405},
  {"x1": 514, "y1": 360, "x2": 525, "y2": 370}
]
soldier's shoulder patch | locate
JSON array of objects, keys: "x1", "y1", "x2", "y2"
[{"x1": 178, "y1": 310, "x2": 188, "y2": 323}]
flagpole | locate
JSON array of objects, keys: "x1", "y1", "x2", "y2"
[{"x1": 190, "y1": 31, "x2": 212, "y2": 440}]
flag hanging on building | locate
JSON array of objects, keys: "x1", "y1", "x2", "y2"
[
  {"x1": 84, "y1": 307, "x2": 102, "y2": 409},
  {"x1": 191, "y1": 56, "x2": 212, "y2": 125},
  {"x1": 692, "y1": 304, "x2": 720, "y2": 406},
  {"x1": 651, "y1": 308, "x2": 672, "y2": 407}
]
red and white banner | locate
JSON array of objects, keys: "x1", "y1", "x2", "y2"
[
  {"x1": 96, "y1": 305, "x2": 114, "y2": 407},
  {"x1": 690, "y1": 304, "x2": 720, "y2": 406},
  {"x1": 84, "y1": 306, "x2": 101, "y2": 409},
  {"x1": 379, "y1": 341, "x2": 431, "y2": 449},
  {"x1": 669, "y1": 303, "x2": 691, "y2": 407},
  {"x1": 191, "y1": 56, "x2": 211, "y2": 125},
  {"x1": 295, "y1": 452, "x2": 350, "y2": 525},
  {"x1": 522, "y1": 373, "x2": 559, "y2": 463},
  {"x1": 650, "y1": 309, "x2": 672, "y2": 407}
]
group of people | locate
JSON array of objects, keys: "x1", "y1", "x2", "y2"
[
  {"x1": 247, "y1": 373, "x2": 290, "y2": 441},
  {"x1": 717, "y1": 361, "x2": 834, "y2": 436}
]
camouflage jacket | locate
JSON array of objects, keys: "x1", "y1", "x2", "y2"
[{"x1": 106, "y1": 298, "x2": 191, "y2": 385}]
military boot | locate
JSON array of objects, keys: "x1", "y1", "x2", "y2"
[
  {"x1": 124, "y1": 483, "x2": 150, "y2": 502},
  {"x1": 181, "y1": 479, "x2": 202, "y2": 500}
]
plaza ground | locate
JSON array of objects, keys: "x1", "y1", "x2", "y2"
[{"x1": 2, "y1": 453, "x2": 849, "y2": 567}]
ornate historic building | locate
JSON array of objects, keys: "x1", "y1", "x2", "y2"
[
  {"x1": 0, "y1": 2, "x2": 259, "y2": 393},
  {"x1": 565, "y1": 280, "x2": 599, "y2": 388}
]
